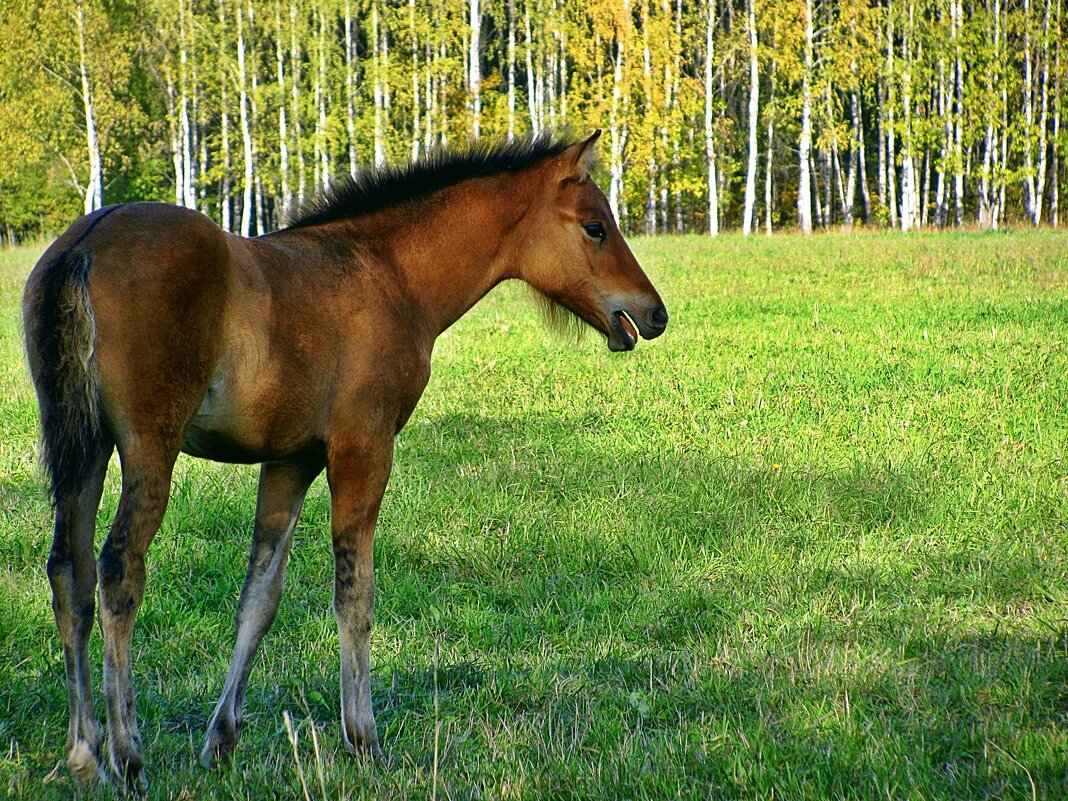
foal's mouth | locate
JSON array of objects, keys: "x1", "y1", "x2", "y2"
[
  {"x1": 608, "y1": 311, "x2": 639, "y2": 352},
  {"x1": 605, "y1": 303, "x2": 669, "y2": 352}
]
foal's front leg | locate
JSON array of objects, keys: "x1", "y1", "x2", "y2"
[
  {"x1": 327, "y1": 438, "x2": 394, "y2": 758},
  {"x1": 201, "y1": 457, "x2": 323, "y2": 768}
]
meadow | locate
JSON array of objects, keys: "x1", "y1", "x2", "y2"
[{"x1": 1, "y1": 231, "x2": 1066, "y2": 799}]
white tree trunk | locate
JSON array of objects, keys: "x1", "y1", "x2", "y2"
[
  {"x1": 705, "y1": 0, "x2": 719, "y2": 236},
  {"x1": 469, "y1": 0, "x2": 481, "y2": 137},
  {"x1": 742, "y1": 0, "x2": 758, "y2": 234},
  {"x1": 1033, "y1": 0, "x2": 1053, "y2": 225},
  {"x1": 438, "y1": 35, "x2": 447, "y2": 147},
  {"x1": 797, "y1": 0, "x2": 813, "y2": 234},
  {"x1": 237, "y1": 0, "x2": 253, "y2": 236},
  {"x1": 852, "y1": 86, "x2": 871, "y2": 224},
  {"x1": 642, "y1": 0, "x2": 655, "y2": 236},
  {"x1": 526, "y1": 2, "x2": 542, "y2": 136},
  {"x1": 383, "y1": 15, "x2": 391, "y2": 144},
  {"x1": 218, "y1": 0, "x2": 232, "y2": 230},
  {"x1": 1052, "y1": 0, "x2": 1062, "y2": 227},
  {"x1": 76, "y1": 2, "x2": 102, "y2": 213},
  {"x1": 609, "y1": 6, "x2": 627, "y2": 219},
  {"x1": 979, "y1": 0, "x2": 999, "y2": 227},
  {"x1": 178, "y1": 0, "x2": 195, "y2": 208},
  {"x1": 507, "y1": 0, "x2": 516, "y2": 139},
  {"x1": 921, "y1": 145, "x2": 931, "y2": 227},
  {"x1": 249, "y1": 1, "x2": 264, "y2": 233},
  {"x1": 899, "y1": 0, "x2": 917, "y2": 231},
  {"x1": 548, "y1": 18, "x2": 559, "y2": 131},
  {"x1": 276, "y1": 4, "x2": 291, "y2": 217},
  {"x1": 951, "y1": 0, "x2": 965, "y2": 226},
  {"x1": 559, "y1": 14, "x2": 568, "y2": 122},
  {"x1": 671, "y1": 0, "x2": 682, "y2": 231}
]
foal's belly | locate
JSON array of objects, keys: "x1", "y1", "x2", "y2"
[
  {"x1": 181, "y1": 423, "x2": 268, "y2": 464},
  {"x1": 181, "y1": 375, "x2": 316, "y2": 464}
]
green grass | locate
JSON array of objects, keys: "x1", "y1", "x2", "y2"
[{"x1": 2, "y1": 231, "x2": 1067, "y2": 799}]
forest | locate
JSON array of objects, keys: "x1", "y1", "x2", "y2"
[{"x1": 0, "y1": 0, "x2": 1064, "y2": 242}]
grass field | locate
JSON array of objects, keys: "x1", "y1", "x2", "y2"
[{"x1": 1, "y1": 232, "x2": 1067, "y2": 799}]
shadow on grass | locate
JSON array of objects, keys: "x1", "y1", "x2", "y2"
[{"x1": 2, "y1": 412, "x2": 1066, "y2": 798}]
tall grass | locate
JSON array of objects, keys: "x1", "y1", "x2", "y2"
[{"x1": 1, "y1": 231, "x2": 1066, "y2": 799}]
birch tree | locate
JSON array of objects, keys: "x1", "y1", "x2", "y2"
[
  {"x1": 7, "y1": 0, "x2": 1068, "y2": 240},
  {"x1": 469, "y1": 0, "x2": 482, "y2": 136},
  {"x1": 797, "y1": 0, "x2": 814, "y2": 233},
  {"x1": 704, "y1": 0, "x2": 719, "y2": 235},
  {"x1": 75, "y1": 2, "x2": 104, "y2": 211},
  {"x1": 741, "y1": 0, "x2": 758, "y2": 234},
  {"x1": 236, "y1": 0, "x2": 253, "y2": 235}
]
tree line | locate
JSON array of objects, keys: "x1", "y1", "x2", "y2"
[{"x1": 0, "y1": 0, "x2": 1064, "y2": 243}]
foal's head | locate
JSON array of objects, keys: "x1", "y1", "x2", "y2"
[{"x1": 518, "y1": 131, "x2": 668, "y2": 351}]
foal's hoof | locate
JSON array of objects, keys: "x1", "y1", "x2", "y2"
[
  {"x1": 109, "y1": 746, "x2": 148, "y2": 796},
  {"x1": 345, "y1": 740, "x2": 386, "y2": 764},
  {"x1": 200, "y1": 721, "x2": 240, "y2": 769},
  {"x1": 66, "y1": 738, "x2": 108, "y2": 785},
  {"x1": 342, "y1": 727, "x2": 384, "y2": 762}
]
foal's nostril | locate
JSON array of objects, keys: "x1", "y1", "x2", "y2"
[{"x1": 651, "y1": 305, "x2": 669, "y2": 328}]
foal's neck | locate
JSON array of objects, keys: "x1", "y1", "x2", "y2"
[{"x1": 348, "y1": 173, "x2": 533, "y2": 341}]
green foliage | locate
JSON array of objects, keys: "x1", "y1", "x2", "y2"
[
  {"x1": 2, "y1": 233, "x2": 1068, "y2": 798},
  {"x1": 0, "y1": 0, "x2": 1066, "y2": 239}
]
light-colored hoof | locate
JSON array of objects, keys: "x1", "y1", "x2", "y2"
[{"x1": 66, "y1": 739, "x2": 108, "y2": 785}]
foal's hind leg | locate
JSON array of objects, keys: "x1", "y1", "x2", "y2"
[
  {"x1": 201, "y1": 457, "x2": 323, "y2": 768},
  {"x1": 97, "y1": 444, "x2": 179, "y2": 791},
  {"x1": 47, "y1": 447, "x2": 111, "y2": 784}
]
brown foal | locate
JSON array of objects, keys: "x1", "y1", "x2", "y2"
[{"x1": 23, "y1": 131, "x2": 668, "y2": 790}]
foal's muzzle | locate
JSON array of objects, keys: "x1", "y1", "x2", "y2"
[
  {"x1": 607, "y1": 302, "x2": 669, "y2": 351},
  {"x1": 646, "y1": 304, "x2": 670, "y2": 337}
]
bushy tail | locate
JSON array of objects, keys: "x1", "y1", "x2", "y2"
[{"x1": 23, "y1": 248, "x2": 105, "y2": 502}]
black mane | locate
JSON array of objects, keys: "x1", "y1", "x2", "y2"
[{"x1": 285, "y1": 133, "x2": 574, "y2": 229}]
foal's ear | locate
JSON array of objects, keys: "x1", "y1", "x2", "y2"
[{"x1": 559, "y1": 130, "x2": 601, "y2": 182}]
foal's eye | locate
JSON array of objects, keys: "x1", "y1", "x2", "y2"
[{"x1": 583, "y1": 222, "x2": 607, "y2": 242}]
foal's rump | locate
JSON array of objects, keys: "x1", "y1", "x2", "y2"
[{"x1": 25, "y1": 203, "x2": 235, "y2": 482}]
